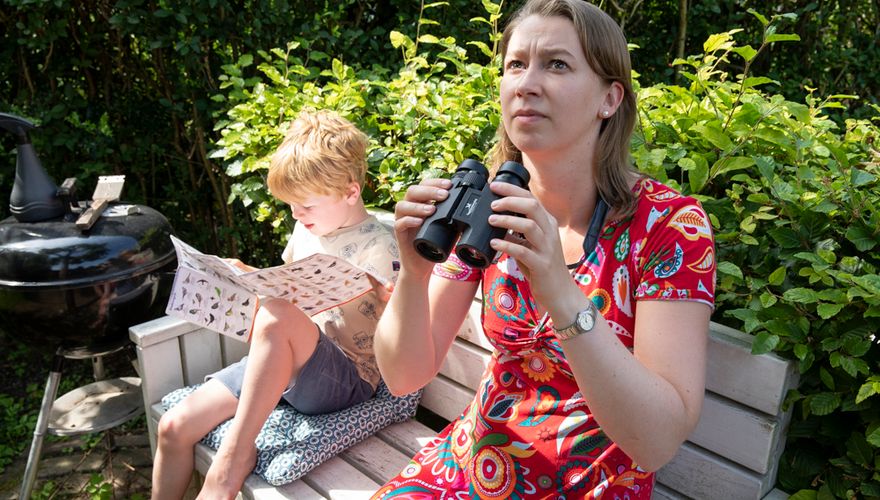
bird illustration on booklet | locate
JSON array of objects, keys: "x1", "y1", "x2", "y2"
[{"x1": 165, "y1": 235, "x2": 388, "y2": 342}]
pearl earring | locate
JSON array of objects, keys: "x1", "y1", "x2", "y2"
[{"x1": 602, "y1": 110, "x2": 610, "y2": 118}]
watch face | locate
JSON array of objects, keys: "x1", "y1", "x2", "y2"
[{"x1": 577, "y1": 307, "x2": 595, "y2": 331}]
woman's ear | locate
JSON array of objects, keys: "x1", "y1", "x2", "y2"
[{"x1": 600, "y1": 81, "x2": 625, "y2": 118}]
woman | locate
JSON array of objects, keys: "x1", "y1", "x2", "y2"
[{"x1": 373, "y1": 0, "x2": 716, "y2": 497}]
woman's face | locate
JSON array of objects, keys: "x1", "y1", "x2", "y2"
[{"x1": 500, "y1": 15, "x2": 611, "y2": 158}]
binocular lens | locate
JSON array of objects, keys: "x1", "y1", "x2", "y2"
[
  {"x1": 415, "y1": 240, "x2": 447, "y2": 263},
  {"x1": 456, "y1": 246, "x2": 488, "y2": 268}
]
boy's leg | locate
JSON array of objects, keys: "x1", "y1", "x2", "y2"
[
  {"x1": 198, "y1": 299, "x2": 319, "y2": 499},
  {"x1": 151, "y1": 380, "x2": 239, "y2": 500}
]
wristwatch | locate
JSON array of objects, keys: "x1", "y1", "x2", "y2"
[{"x1": 552, "y1": 303, "x2": 598, "y2": 341}]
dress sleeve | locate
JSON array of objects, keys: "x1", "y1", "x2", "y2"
[
  {"x1": 432, "y1": 253, "x2": 482, "y2": 282},
  {"x1": 633, "y1": 195, "x2": 716, "y2": 309}
]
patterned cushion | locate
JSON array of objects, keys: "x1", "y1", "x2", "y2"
[{"x1": 161, "y1": 382, "x2": 421, "y2": 486}]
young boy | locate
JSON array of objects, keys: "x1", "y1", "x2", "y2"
[{"x1": 151, "y1": 110, "x2": 399, "y2": 499}]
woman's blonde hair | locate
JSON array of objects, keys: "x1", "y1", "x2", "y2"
[
  {"x1": 267, "y1": 110, "x2": 368, "y2": 203},
  {"x1": 490, "y1": 0, "x2": 640, "y2": 216}
]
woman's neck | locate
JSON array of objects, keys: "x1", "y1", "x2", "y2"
[{"x1": 524, "y1": 154, "x2": 599, "y2": 232}]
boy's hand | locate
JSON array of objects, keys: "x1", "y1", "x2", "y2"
[
  {"x1": 366, "y1": 274, "x2": 394, "y2": 303},
  {"x1": 223, "y1": 258, "x2": 257, "y2": 273}
]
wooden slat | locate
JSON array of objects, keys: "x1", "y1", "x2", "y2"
[
  {"x1": 707, "y1": 322, "x2": 799, "y2": 416},
  {"x1": 339, "y1": 436, "x2": 412, "y2": 484},
  {"x1": 193, "y1": 443, "x2": 326, "y2": 500},
  {"x1": 454, "y1": 298, "x2": 492, "y2": 351},
  {"x1": 376, "y1": 419, "x2": 439, "y2": 457},
  {"x1": 656, "y1": 441, "x2": 773, "y2": 500},
  {"x1": 180, "y1": 329, "x2": 223, "y2": 386},
  {"x1": 222, "y1": 335, "x2": 250, "y2": 367},
  {"x1": 420, "y1": 375, "x2": 475, "y2": 422},
  {"x1": 440, "y1": 339, "x2": 490, "y2": 389},
  {"x1": 130, "y1": 315, "x2": 202, "y2": 348},
  {"x1": 689, "y1": 393, "x2": 781, "y2": 474},
  {"x1": 137, "y1": 339, "x2": 185, "y2": 455},
  {"x1": 299, "y1": 456, "x2": 384, "y2": 499},
  {"x1": 651, "y1": 483, "x2": 688, "y2": 500}
]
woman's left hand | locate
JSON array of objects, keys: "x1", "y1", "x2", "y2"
[{"x1": 487, "y1": 181, "x2": 573, "y2": 306}]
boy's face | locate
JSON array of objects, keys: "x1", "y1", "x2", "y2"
[{"x1": 289, "y1": 186, "x2": 359, "y2": 236}]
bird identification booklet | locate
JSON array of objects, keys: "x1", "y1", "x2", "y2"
[{"x1": 165, "y1": 235, "x2": 384, "y2": 342}]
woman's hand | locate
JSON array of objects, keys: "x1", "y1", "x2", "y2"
[
  {"x1": 393, "y1": 177, "x2": 452, "y2": 279},
  {"x1": 486, "y1": 181, "x2": 573, "y2": 306}
]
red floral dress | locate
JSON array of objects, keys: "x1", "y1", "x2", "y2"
[{"x1": 374, "y1": 179, "x2": 716, "y2": 499}]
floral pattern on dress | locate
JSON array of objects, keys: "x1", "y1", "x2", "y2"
[{"x1": 375, "y1": 179, "x2": 715, "y2": 499}]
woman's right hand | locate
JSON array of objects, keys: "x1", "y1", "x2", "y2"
[{"x1": 393, "y1": 177, "x2": 451, "y2": 279}]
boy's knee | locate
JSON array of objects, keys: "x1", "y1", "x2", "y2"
[
  {"x1": 252, "y1": 300, "x2": 315, "y2": 341},
  {"x1": 157, "y1": 409, "x2": 194, "y2": 445}
]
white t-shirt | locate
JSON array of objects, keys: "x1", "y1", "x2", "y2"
[{"x1": 281, "y1": 214, "x2": 399, "y2": 388}]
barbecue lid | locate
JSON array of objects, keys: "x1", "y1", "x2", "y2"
[{"x1": 0, "y1": 203, "x2": 175, "y2": 289}]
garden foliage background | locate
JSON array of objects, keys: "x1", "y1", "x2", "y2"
[{"x1": 2, "y1": 0, "x2": 879, "y2": 497}]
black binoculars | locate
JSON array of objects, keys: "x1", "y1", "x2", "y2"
[{"x1": 413, "y1": 159, "x2": 530, "y2": 268}]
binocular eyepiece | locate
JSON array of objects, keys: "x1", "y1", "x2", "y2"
[{"x1": 413, "y1": 159, "x2": 530, "y2": 269}]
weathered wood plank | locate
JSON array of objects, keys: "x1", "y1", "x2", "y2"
[
  {"x1": 299, "y1": 456, "x2": 384, "y2": 500},
  {"x1": 136, "y1": 339, "x2": 185, "y2": 454},
  {"x1": 689, "y1": 392, "x2": 782, "y2": 474},
  {"x1": 221, "y1": 335, "x2": 250, "y2": 367},
  {"x1": 130, "y1": 315, "x2": 202, "y2": 348},
  {"x1": 420, "y1": 375, "x2": 475, "y2": 422},
  {"x1": 180, "y1": 329, "x2": 223, "y2": 386},
  {"x1": 193, "y1": 442, "x2": 326, "y2": 500},
  {"x1": 656, "y1": 441, "x2": 773, "y2": 500},
  {"x1": 440, "y1": 339, "x2": 490, "y2": 389},
  {"x1": 707, "y1": 322, "x2": 799, "y2": 416},
  {"x1": 339, "y1": 436, "x2": 412, "y2": 485},
  {"x1": 375, "y1": 418, "x2": 439, "y2": 458}
]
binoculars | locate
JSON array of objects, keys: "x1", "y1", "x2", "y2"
[{"x1": 413, "y1": 159, "x2": 530, "y2": 268}]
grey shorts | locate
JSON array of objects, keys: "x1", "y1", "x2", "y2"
[{"x1": 207, "y1": 331, "x2": 375, "y2": 415}]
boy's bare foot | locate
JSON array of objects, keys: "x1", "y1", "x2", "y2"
[{"x1": 196, "y1": 443, "x2": 258, "y2": 500}]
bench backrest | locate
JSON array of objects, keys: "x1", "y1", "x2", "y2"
[{"x1": 427, "y1": 296, "x2": 798, "y2": 500}]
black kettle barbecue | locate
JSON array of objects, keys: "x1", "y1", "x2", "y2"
[{"x1": 0, "y1": 112, "x2": 176, "y2": 498}]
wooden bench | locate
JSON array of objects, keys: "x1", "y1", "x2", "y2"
[{"x1": 131, "y1": 295, "x2": 796, "y2": 500}]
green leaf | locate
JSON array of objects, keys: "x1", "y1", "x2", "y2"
[
  {"x1": 717, "y1": 261, "x2": 743, "y2": 281},
  {"x1": 846, "y1": 225, "x2": 878, "y2": 251},
  {"x1": 850, "y1": 168, "x2": 877, "y2": 187},
  {"x1": 768, "y1": 266, "x2": 786, "y2": 286},
  {"x1": 711, "y1": 156, "x2": 755, "y2": 177},
  {"x1": 766, "y1": 33, "x2": 801, "y2": 43},
  {"x1": 820, "y1": 367, "x2": 835, "y2": 390},
  {"x1": 747, "y1": 9, "x2": 769, "y2": 26},
  {"x1": 389, "y1": 31, "x2": 409, "y2": 49},
  {"x1": 868, "y1": 426, "x2": 880, "y2": 447},
  {"x1": 783, "y1": 287, "x2": 820, "y2": 304},
  {"x1": 857, "y1": 382, "x2": 879, "y2": 404},
  {"x1": 788, "y1": 491, "x2": 817, "y2": 500},
  {"x1": 732, "y1": 45, "x2": 758, "y2": 63},
  {"x1": 692, "y1": 122, "x2": 733, "y2": 151},
  {"x1": 752, "y1": 331, "x2": 780, "y2": 355},
  {"x1": 768, "y1": 227, "x2": 801, "y2": 249},
  {"x1": 742, "y1": 76, "x2": 775, "y2": 89},
  {"x1": 847, "y1": 433, "x2": 873, "y2": 467},
  {"x1": 809, "y1": 392, "x2": 841, "y2": 416},
  {"x1": 817, "y1": 303, "x2": 844, "y2": 319},
  {"x1": 688, "y1": 159, "x2": 709, "y2": 192}
]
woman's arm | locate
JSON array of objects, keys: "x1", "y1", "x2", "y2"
[
  {"x1": 375, "y1": 272, "x2": 478, "y2": 395},
  {"x1": 553, "y1": 296, "x2": 710, "y2": 471},
  {"x1": 373, "y1": 177, "x2": 481, "y2": 396}
]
